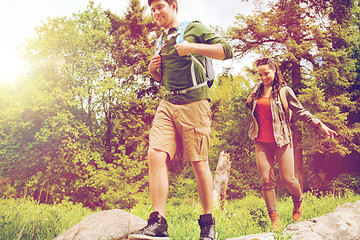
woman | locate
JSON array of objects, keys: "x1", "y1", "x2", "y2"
[{"x1": 246, "y1": 58, "x2": 337, "y2": 230}]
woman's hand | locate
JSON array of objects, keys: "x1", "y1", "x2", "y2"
[
  {"x1": 318, "y1": 122, "x2": 338, "y2": 138},
  {"x1": 246, "y1": 84, "x2": 260, "y2": 106}
]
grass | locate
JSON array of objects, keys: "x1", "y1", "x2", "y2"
[
  {"x1": 130, "y1": 189, "x2": 360, "y2": 239},
  {"x1": 0, "y1": 190, "x2": 359, "y2": 240},
  {"x1": 0, "y1": 198, "x2": 93, "y2": 240}
]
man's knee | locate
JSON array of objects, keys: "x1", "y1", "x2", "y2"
[
  {"x1": 191, "y1": 160, "x2": 210, "y2": 172},
  {"x1": 148, "y1": 148, "x2": 168, "y2": 165}
]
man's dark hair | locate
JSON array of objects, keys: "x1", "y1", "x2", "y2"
[{"x1": 148, "y1": 0, "x2": 178, "y2": 12}]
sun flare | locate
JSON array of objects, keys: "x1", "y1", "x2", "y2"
[{"x1": 0, "y1": 46, "x2": 24, "y2": 84}]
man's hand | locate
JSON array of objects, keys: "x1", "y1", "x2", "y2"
[
  {"x1": 175, "y1": 41, "x2": 226, "y2": 60},
  {"x1": 175, "y1": 40, "x2": 193, "y2": 56},
  {"x1": 148, "y1": 55, "x2": 162, "y2": 72},
  {"x1": 148, "y1": 55, "x2": 162, "y2": 82}
]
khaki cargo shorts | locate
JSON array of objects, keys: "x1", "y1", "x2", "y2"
[{"x1": 149, "y1": 100, "x2": 212, "y2": 162}]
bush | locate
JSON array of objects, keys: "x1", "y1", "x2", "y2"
[
  {"x1": 329, "y1": 172, "x2": 360, "y2": 194},
  {"x1": 0, "y1": 176, "x2": 17, "y2": 199}
]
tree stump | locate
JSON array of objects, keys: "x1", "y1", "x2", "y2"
[{"x1": 213, "y1": 151, "x2": 231, "y2": 209}]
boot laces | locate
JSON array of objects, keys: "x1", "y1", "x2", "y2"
[
  {"x1": 138, "y1": 218, "x2": 158, "y2": 233},
  {"x1": 200, "y1": 223, "x2": 214, "y2": 238}
]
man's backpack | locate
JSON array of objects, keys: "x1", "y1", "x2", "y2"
[{"x1": 154, "y1": 21, "x2": 216, "y2": 92}]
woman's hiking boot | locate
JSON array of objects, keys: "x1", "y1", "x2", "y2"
[
  {"x1": 269, "y1": 211, "x2": 281, "y2": 231},
  {"x1": 128, "y1": 211, "x2": 169, "y2": 240},
  {"x1": 292, "y1": 197, "x2": 303, "y2": 222},
  {"x1": 198, "y1": 214, "x2": 217, "y2": 240}
]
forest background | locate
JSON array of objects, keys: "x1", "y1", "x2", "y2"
[{"x1": 0, "y1": 0, "x2": 359, "y2": 211}]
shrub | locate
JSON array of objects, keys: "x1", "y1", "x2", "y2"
[{"x1": 329, "y1": 172, "x2": 360, "y2": 194}]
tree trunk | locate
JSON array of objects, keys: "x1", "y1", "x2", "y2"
[
  {"x1": 292, "y1": 124, "x2": 304, "y2": 192},
  {"x1": 213, "y1": 151, "x2": 231, "y2": 209},
  {"x1": 291, "y1": 59, "x2": 304, "y2": 192}
]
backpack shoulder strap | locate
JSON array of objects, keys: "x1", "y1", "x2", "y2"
[
  {"x1": 154, "y1": 34, "x2": 163, "y2": 55},
  {"x1": 280, "y1": 86, "x2": 293, "y2": 122},
  {"x1": 176, "y1": 21, "x2": 191, "y2": 44},
  {"x1": 154, "y1": 21, "x2": 190, "y2": 55},
  {"x1": 280, "y1": 87, "x2": 289, "y2": 113}
]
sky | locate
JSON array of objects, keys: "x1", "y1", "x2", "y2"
[{"x1": 0, "y1": 0, "x2": 256, "y2": 84}]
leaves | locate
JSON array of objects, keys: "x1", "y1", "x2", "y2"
[
  {"x1": 226, "y1": 0, "x2": 360, "y2": 191},
  {"x1": 0, "y1": 0, "x2": 359, "y2": 209}
]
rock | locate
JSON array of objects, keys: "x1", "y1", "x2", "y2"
[
  {"x1": 225, "y1": 232, "x2": 275, "y2": 240},
  {"x1": 226, "y1": 200, "x2": 360, "y2": 240},
  {"x1": 285, "y1": 200, "x2": 360, "y2": 240},
  {"x1": 213, "y1": 151, "x2": 231, "y2": 209},
  {"x1": 53, "y1": 209, "x2": 147, "y2": 240}
]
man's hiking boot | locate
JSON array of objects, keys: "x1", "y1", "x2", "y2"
[
  {"x1": 269, "y1": 211, "x2": 281, "y2": 231},
  {"x1": 198, "y1": 214, "x2": 217, "y2": 240},
  {"x1": 128, "y1": 211, "x2": 169, "y2": 240},
  {"x1": 292, "y1": 197, "x2": 303, "y2": 222}
]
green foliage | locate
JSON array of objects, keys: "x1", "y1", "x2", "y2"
[
  {"x1": 0, "y1": 0, "x2": 156, "y2": 210},
  {"x1": 329, "y1": 172, "x2": 360, "y2": 194},
  {"x1": 1, "y1": 191, "x2": 359, "y2": 239},
  {"x1": 0, "y1": 0, "x2": 359, "y2": 216},
  {"x1": 209, "y1": 73, "x2": 262, "y2": 199},
  {"x1": 168, "y1": 164, "x2": 198, "y2": 202},
  {"x1": 105, "y1": 0, "x2": 158, "y2": 96},
  {"x1": 0, "y1": 176, "x2": 16, "y2": 199},
  {"x1": 0, "y1": 198, "x2": 93, "y2": 240},
  {"x1": 227, "y1": 0, "x2": 360, "y2": 191}
]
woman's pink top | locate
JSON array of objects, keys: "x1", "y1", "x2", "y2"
[{"x1": 255, "y1": 96, "x2": 275, "y2": 142}]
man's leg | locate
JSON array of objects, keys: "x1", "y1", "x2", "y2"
[
  {"x1": 148, "y1": 148, "x2": 169, "y2": 217},
  {"x1": 128, "y1": 148, "x2": 170, "y2": 240},
  {"x1": 146, "y1": 100, "x2": 177, "y2": 216},
  {"x1": 192, "y1": 160, "x2": 217, "y2": 240},
  {"x1": 191, "y1": 160, "x2": 213, "y2": 214}
]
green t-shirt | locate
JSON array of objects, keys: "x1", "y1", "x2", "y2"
[{"x1": 157, "y1": 21, "x2": 233, "y2": 105}]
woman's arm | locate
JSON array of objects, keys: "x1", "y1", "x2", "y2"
[
  {"x1": 317, "y1": 122, "x2": 338, "y2": 138},
  {"x1": 285, "y1": 86, "x2": 338, "y2": 138}
]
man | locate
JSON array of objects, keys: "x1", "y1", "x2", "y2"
[{"x1": 128, "y1": 0, "x2": 233, "y2": 239}]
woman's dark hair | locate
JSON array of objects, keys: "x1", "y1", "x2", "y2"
[
  {"x1": 148, "y1": 0, "x2": 178, "y2": 12},
  {"x1": 256, "y1": 58, "x2": 286, "y2": 97}
]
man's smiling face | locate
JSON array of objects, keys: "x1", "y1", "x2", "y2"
[{"x1": 150, "y1": 0, "x2": 178, "y2": 29}]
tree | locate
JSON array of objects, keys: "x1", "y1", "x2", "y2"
[
  {"x1": 96, "y1": 0, "x2": 160, "y2": 208},
  {"x1": 102, "y1": 0, "x2": 158, "y2": 158},
  {"x1": 0, "y1": 0, "x2": 160, "y2": 210},
  {"x1": 209, "y1": 73, "x2": 262, "y2": 199},
  {"x1": 1, "y1": 2, "x2": 114, "y2": 207},
  {"x1": 228, "y1": 0, "x2": 359, "y2": 191},
  {"x1": 105, "y1": 0, "x2": 158, "y2": 96}
]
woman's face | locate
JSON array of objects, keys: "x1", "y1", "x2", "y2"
[{"x1": 257, "y1": 64, "x2": 276, "y2": 87}]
